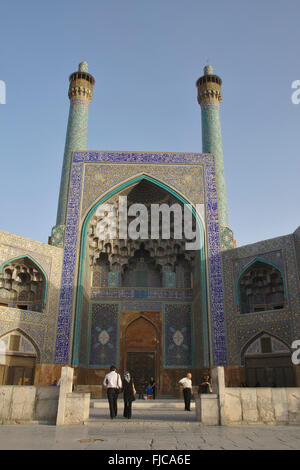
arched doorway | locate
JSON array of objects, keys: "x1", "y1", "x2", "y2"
[
  {"x1": 124, "y1": 316, "x2": 159, "y2": 396},
  {"x1": 242, "y1": 332, "x2": 294, "y2": 387},
  {"x1": 0, "y1": 330, "x2": 38, "y2": 385}
]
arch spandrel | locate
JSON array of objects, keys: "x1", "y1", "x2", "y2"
[{"x1": 81, "y1": 166, "x2": 205, "y2": 221}]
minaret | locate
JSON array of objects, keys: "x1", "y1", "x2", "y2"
[
  {"x1": 196, "y1": 65, "x2": 234, "y2": 250},
  {"x1": 50, "y1": 62, "x2": 95, "y2": 247}
]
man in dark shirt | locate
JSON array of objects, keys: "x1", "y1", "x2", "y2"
[{"x1": 198, "y1": 375, "x2": 212, "y2": 394}]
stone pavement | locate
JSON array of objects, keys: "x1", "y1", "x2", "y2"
[{"x1": 1, "y1": 403, "x2": 300, "y2": 450}]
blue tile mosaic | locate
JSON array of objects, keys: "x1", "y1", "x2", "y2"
[
  {"x1": 164, "y1": 303, "x2": 193, "y2": 368},
  {"x1": 54, "y1": 151, "x2": 227, "y2": 366},
  {"x1": 89, "y1": 302, "x2": 119, "y2": 367}
]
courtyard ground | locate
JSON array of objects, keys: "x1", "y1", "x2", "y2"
[{"x1": 0, "y1": 403, "x2": 300, "y2": 450}]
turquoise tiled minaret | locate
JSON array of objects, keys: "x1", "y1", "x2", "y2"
[
  {"x1": 197, "y1": 65, "x2": 234, "y2": 250},
  {"x1": 50, "y1": 62, "x2": 95, "y2": 247}
]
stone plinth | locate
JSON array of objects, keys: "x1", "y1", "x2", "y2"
[
  {"x1": 195, "y1": 394, "x2": 219, "y2": 425},
  {"x1": 56, "y1": 366, "x2": 91, "y2": 425},
  {"x1": 64, "y1": 392, "x2": 90, "y2": 425},
  {"x1": 0, "y1": 386, "x2": 59, "y2": 424}
]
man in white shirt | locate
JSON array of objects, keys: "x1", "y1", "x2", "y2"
[
  {"x1": 103, "y1": 365, "x2": 123, "y2": 419},
  {"x1": 179, "y1": 372, "x2": 192, "y2": 411}
]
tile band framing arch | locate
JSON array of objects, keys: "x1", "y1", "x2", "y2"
[{"x1": 54, "y1": 151, "x2": 227, "y2": 366}]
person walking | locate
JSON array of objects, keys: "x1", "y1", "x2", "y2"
[
  {"x1": 103, "y1": 365, "x2": 122, "y2": 419},
  {"x1": 123, "y1": 371, "x2": 135, "y2": 419},
  {"x1": 179, "y1": 372, "x2": 193, "y2": 411}
]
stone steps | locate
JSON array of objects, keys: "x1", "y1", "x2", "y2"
[{"x1": 92, "y1": 399, "x2": 195, "y2": 410}]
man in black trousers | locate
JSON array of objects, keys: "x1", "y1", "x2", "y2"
[
  {"x1": 103, "y1": 365, "x2": 122, "y2": 419},
  {"x1": 179, "y1": 372, "x2": 193, "y2": 411}
]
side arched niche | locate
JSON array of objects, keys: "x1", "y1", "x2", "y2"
[
  {"x1": 0, "y1": 329, "x2": 39, "y2": 385},
  {"x1": 241, "y1": 332, "x2": 294, "y2": 387},
  {"x1": 0, "y1": 256, "x2": 46, "y2": 312},
  {"x1": 238, "y1": 260, "x2": 285, "y2": 314}
]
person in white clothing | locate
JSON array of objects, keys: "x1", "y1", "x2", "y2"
[
  {"x1": 179, "y1": 372, "x2": 192, "y2": 411},
  {"x1": 103, "y1": 365, "x2": 122, "y2": 419}
]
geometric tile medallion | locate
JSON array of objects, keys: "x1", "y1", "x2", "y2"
[
  {"x1": 89, "y1": 302, "x2": 119, "y2": 367},
  {"x1": 163, "y1": 302, "x2": 193, "y2": 368}
]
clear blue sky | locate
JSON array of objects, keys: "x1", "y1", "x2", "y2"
[{"x1": 0, "y1": 0, "x2": 299, "y2": 247}]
